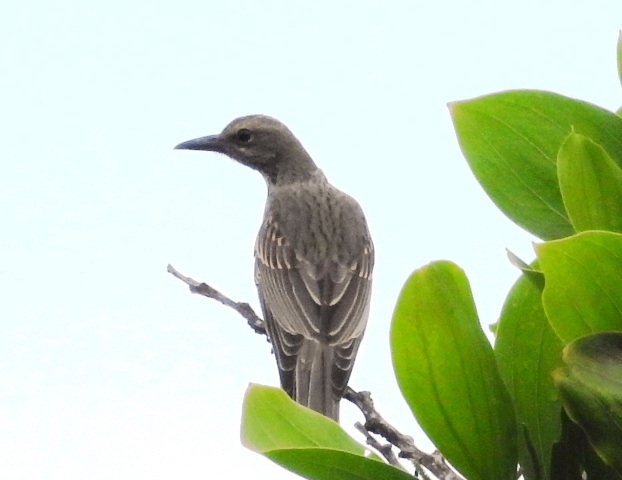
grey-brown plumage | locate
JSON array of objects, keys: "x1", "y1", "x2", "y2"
[{"x1": 175, "y1": 115, "x2": 374, "y2": 421}]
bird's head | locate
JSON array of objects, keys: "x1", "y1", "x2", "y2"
[{"x1": 175, "y1": 115, "x2": 316, "y2": 183}]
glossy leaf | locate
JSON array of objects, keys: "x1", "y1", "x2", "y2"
[
  {"x1": 536, "y1": 231, "x2": 622, "y2": 342},
  {"x1": 241, "y1": 384, "x2": 411, "y2": 480},
  {"x1": 391, "y1": 261, "x2": 517, "y2": 480},
  {"x1": 558, "y1": 132, "x2": 622, "y2": 233},
  {"x1": 495, "y1": 265, "x2": 564, "y2": 480},
  {"x1": 553, "y1": 333, "x2": 622, "y2": 474},
  {"x1": 450, "y1": 90, "x2": 622, "y2": 240},
  {"x1": 267, "y1": 449, "x2": 414, "y2": 480}
]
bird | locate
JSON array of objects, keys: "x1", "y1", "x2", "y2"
[{"x1": 175, "y1": 115, "x2": 374, "y2": 422}]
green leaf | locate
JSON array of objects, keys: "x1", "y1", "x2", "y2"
[
  {"x1": 267, "y1": 449, "x2": 413, "y2": 480},
  {"x1": 617, "y1": 31, "x2": 622, "y2": 88},
  {"x1": 505, "y1": 250, "x2": 544, "y2": 290},
  {"x1": 241, "y1": 384, "x2": 363, "y2": 454},
  {"x1": 536, "y1": 231, "x2": 622, "y2": 342},
  {"x1": 391, "y1": 261, "x2": 517, "y2": 480},
  {"x1": 449, "y1": 90, "x2": 622, "y2": 240},
  {"x1": 495, "y1": 265, "x2": 564, "y2": 480},
  {"x1": 241, "y1": 384, "x2": 411, "y2": 480},
  {"x1": 558, "y1": 132, "x2": 622, "y2": 233},
  {"x1": 551, "y1": 409, "x2": 622, "y2": 480},
  {"x1": 551, "y1": 410, "x2": 591, "y2": 480},
  {"x1": 583, "y1": 447, "x2": 622, "y2": 480},
  {"x1": 506, "y1": 249, "x2": 538, "y2": 273},
  {"x1": 553, "y1": 333, "x2": 622, "y2": 475}
]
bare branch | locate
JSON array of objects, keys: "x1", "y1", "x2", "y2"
[
  {"x1": 353, "y1": 422, "x2": 407, "y2": 471},
  {"x1": 168, "y1": 264, "x2": 463, "y2": 480},
  {"x1": 345, "y1": 388, "x2": 463, "y2": 480},
  {"x1": 167, "y1": 264, "x2": 266, "y2": 335}
]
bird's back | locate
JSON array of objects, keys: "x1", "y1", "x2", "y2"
[{"x1": 255, "y1": 171, "x2": 374, "y2": 420}]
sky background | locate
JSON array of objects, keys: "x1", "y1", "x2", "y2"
[{"x1": 2, "y1": 1, "x2": 622, "y2": 478}]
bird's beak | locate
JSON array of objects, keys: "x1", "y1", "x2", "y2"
[{"x1": 174, "y1": 134, "x2": 223, "y2": 152}]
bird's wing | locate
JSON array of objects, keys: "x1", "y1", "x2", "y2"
[
  {"x1": 255, "y1": 281, "x2": 302, "y2": 398},
  {"x1": 255, "y1": 215, "x2": 373, "y2": 396}
]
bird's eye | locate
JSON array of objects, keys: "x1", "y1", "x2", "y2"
[{"x1": 236, "y1": 128, "x2": 253, "y2": 143}]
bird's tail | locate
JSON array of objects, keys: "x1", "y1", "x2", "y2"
[{"x1": 294, "y1": 341, "x2": 339, "y2": 421}]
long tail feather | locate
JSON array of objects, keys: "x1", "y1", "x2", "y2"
[{"x1": 294, "y1": 340, "x2": 339, "y2": 421}]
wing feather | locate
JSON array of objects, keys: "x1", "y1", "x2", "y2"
[{"x1": 255, "y1": 213, "x2": 373, "y2": 399}]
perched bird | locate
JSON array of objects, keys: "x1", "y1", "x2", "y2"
[{"x1": 175, "y1": 115, "x2": 374, "y2": 421}]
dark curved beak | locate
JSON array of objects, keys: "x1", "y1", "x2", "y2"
[{"x1": 174, "y1": 134, "x2": 222, "y2": 152}]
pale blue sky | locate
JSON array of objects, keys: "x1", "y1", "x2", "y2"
[{"x1": 2, "y1": 1, "x2": 622, "y2": 478}]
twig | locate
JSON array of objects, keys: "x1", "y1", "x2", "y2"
[
  {"x1": 167, "y1": 264, "x2": 265, "y2": 335},
  {"x1": 345, "y1": 388, "x2": 462, "y2": 480},
  {"x1": 354, "y1": 422, "x2": 406, "y2": 471},
  {"x1": 168, "y1": 264, "x2": 463, "y2": 480}
]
